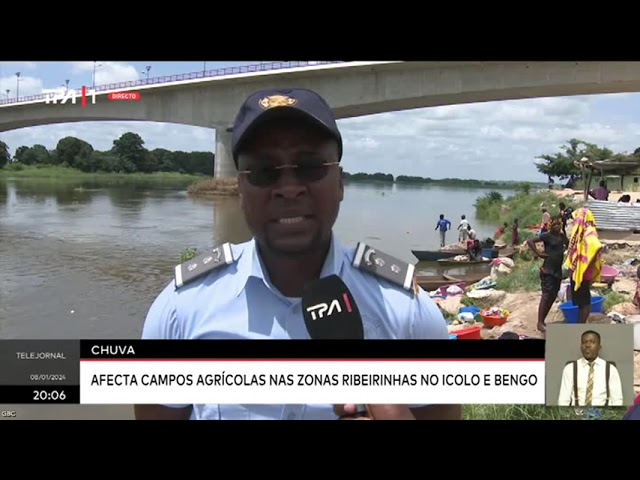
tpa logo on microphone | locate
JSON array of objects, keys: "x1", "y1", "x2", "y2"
[{"x1": 305, "y1": 293, "x2": 353, "y2": 320}]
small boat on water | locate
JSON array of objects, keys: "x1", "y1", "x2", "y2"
[
  {"x1": 416, "y1": 272, "x2": 487, "y2": 291},
  {"x1": 434, "y1": 246, "x2": 517, "y2": 266},
  {"x1": 411, "y1": 249, "x2": 465, "y2": 261},
  {"x1": 436, "y1": 258, "x2": 492, "y2": 266}
]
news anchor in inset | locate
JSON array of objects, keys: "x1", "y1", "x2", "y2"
[{"x1": 557, "y1": 330, "x2": 624, "y2": 406}]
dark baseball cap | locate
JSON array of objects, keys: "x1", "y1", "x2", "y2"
[{"x1": 230, "y1": 87, "x2": 343, "y2": 167}]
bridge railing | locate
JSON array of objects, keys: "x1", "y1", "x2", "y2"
[{"x1": 0, "y1": 61, "x2": 345, "y2": 106}]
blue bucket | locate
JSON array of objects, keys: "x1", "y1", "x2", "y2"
[
  {"x1": 558, "y1": 296, "x2": 605, "y2": 323},
  {"x1": 459, "y1": 306, "x2": 481, "y2": 316},
  {"x1": 482, "y1": 247, "x2": 493, "y2": 258}
]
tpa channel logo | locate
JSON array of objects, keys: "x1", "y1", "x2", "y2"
[
  {"x1": 305, "y1": 293, "x2": 353, "y2": 320},
  {"x1": 43, "y1": 86, "x2": 141, "y2": 107}
]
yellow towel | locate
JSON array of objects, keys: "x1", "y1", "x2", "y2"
[{"x1": 563, "y1": 207, "x2": 603, "y2": 290}]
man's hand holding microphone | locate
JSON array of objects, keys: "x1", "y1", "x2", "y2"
[{"x1": 302, "y1": 275, "x2": 418, "y2": 421}]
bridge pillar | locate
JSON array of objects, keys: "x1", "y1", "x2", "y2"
[{"x1": 214, "y1": 127, "x2": 237, "y2": 179}]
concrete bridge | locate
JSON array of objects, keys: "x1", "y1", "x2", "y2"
[{"x1": 3, "y1": 60, "x2": 640, "y2": 178}]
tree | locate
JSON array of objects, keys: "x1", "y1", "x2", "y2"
[
  {"x1": 0, "y1": 141, "x2": 10, "y2": 168},
  {"x1": 55, "y1": 136, "x2": 94, "y2": 169},
  {"x1": 535, "y1": 138, "x2": 614, "y2": 184},
  {"x1": 13, "y1": 144, "x2": 52, "y2": 165},
  {"x1": 111, "y1": 132, "x2": 148, "y2": 173}
]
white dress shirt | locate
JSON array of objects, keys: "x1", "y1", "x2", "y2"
[{"x1": 558, "y1": 356, "x2": 624, "y2": 406}]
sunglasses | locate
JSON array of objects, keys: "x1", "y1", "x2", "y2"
[{"x1": 238, "y1": 161, "x2": 339, "y2": 187}]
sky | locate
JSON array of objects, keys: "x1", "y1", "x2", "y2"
[{"x1": 2, "y1": 61, "x2": 640, "y2": 183}]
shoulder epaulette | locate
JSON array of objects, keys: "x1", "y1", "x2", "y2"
[
  {"x1": 174, "y1": 243, "x2": 235, "y2": 289},
  {"x1": 352, "y1": 242, "x2": 418, "y2": 295}
]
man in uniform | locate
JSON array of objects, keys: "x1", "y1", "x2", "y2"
[{"x1": 135, "y1": 87, "x2": 460, "y2": 421}]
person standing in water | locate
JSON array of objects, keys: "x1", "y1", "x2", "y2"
[
  {"x1": 458, "y1": 215, "x2": 469, "y2": 242},
  {"x1": 435, "y1": 214, "x2": 451, "y2": 248}
]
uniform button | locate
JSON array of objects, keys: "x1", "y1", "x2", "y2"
[{"x1": 287, "y1": 412, "x2": 297, "y2": 420}]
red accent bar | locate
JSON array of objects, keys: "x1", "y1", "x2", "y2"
[{"x1": 343, "y1": 293, "x2": 353, "y2": 312}]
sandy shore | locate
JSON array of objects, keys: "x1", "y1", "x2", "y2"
[{"x1": 440, "y1": 241, "x2": 640, "y2": 398}]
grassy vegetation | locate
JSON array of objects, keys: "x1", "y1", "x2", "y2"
[
  {"x1": 0, "y1": 164, "x2": 202, "y2": 184},
  {"x1": 463, "y1": 404, "x2": 627, "y2": 420},
  {"x1": 494, "y1": 259, "x2": 541, "y2": 292},
  {"x1": 602, "y1": 290, "x2": 630, "y2": 312},
  {"x1": 475, "y1": 188, "x2": 581, "y2": 243},
  {"x1": 489, "y1": 256, "x2": 631, "y2": 312},
  {"x1": 187, "y1": 177, "x2": 238, "y2": 196}
]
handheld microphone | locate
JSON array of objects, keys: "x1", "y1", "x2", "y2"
[
  {"x1": 301, "y1": 275, "x2": 367, "y2": 418},
  {"x1": 301, "y1": 274, "x2": 364, "y2": 339}
]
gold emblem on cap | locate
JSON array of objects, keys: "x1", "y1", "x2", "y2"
[{"x1": 259, "y1": 95, "x2": 297, "y2": 109}]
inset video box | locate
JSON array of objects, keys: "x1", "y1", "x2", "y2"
[{"x1": 0, "y1": 340, "x2": 80, "y2": 404}]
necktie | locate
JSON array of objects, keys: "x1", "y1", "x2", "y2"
[{"x1": 585, "y1": 362, "x2": 595, "y2": 406}]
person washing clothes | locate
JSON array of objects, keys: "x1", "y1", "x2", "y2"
[
  {"x1": 564, "y1": 208, "x2": 604, "y2": 324},
  {"x1": 540, "y1": 207, "x2": 551, "y2": 234},
  {"x1": 494, "y1": 222, "x2": 508, "y2": 239}
]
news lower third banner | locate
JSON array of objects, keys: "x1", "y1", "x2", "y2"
[{"x1": 0, "y1": 340, "x2": 546, "y2": 405}]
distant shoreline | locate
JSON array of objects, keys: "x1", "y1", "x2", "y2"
[
  {"x1": 184, "y1": 175, "x2": 542, "y2": 197},
  {"x1": 0, "y1": 165, "x2": 202, "y2": 183},
  {"x1": 0, "y1": 164, "x2": 545, "y2": 197}
]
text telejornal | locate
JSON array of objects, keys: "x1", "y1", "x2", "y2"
[{"x1": 16, "y1": 352, "x2": 67, "y2": 360}]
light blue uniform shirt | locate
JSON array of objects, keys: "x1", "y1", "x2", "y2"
[{"x1": 142, "y1": 233, "x2": 449, "y2": 420}]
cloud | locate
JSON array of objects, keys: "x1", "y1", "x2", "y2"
[
  {"x1": 0, "y1": 74, "x2": 43, "y2": 98},
  {"x1": 4, "y1": 63, "x2": 640, "y2": 183},
  {"x1": 69, "y1": 61, "x2": 142, "y2": 86},
  {"x1": 0, "y1": 62, "x2": 38, "y2": 71}
]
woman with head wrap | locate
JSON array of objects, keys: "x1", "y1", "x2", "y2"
[
  {"x1": 564, "y1": 207, "x2": 603, "y2": 323},
  {"x1": 526, "y1": 215, "x2": 569, "y2": 332}
]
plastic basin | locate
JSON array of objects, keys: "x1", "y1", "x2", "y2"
[
  {"x1": 558, "y1": 295, "x2": 605, "y2": 323},
  {"x1": 452, "y1": 325, "x2": 482, "y2": 340},
  {"x1": 600, "y1": 265, "x2": 619, "y2": 283},
  {"x1": 481, "y1": 314, "x2": 509, "y2": 328}
]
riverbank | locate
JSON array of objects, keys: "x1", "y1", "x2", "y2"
[
  {"x1": 184, "y1": 176, "x2": 541, "y2": 198},
  {"x1": 432, "y1": 240, "x2": 640, "y2": 415},
  {"x1": 0, "y1": 165, "x2": 203, "y2": 183},
  {"x1": 187, "y1": 177, "x2": 239, "y2": 196},
  {"x1": 473, "y1": 189, "x2": 579, "y2": 243}
]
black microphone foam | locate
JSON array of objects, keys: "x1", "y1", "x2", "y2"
[{"x1": 301, "y1": 275, "x2": 364, "y2": 339}]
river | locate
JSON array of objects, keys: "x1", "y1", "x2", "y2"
[{"x1": 0, "y1": 176, "x2": 514, "y2": 419}]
